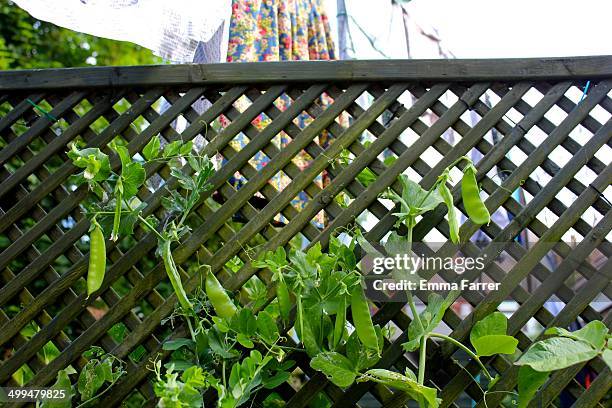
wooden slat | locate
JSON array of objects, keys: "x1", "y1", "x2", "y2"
[{"x1": 0, "y1": 56, "x2": 610, "y2": 90}]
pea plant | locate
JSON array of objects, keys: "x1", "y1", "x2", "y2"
[
  {"x1": 61, "y1": 139, "x2": 611, "y2": 408},
  {"x1": 349, "y1": 157, "x2": 611, "y2": 407},
  {"x1": 150, "y1": 235, "x2": 370, "y2": 407},
  {"x1": 68, "y1": 135, "x2": 214, "y2": 311}
]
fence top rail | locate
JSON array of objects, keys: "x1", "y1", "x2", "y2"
[{"x1": 0, "y1": 56, "x2": 611, "y2": 91}]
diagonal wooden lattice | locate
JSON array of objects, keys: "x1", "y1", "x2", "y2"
[{"x1": 0, "y1": 57, "x2": 611, "y2": 407}]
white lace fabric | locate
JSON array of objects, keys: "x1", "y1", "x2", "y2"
[{"x1": 12, "y1": 0, "x2": 232, "y2": 62}]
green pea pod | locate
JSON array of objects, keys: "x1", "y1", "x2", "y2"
[
  {"x1": 161, "y1": 239, "x2": 193, "y2": 311},
  {"x1": 276, "y1": 280, "x2": 291, "y2": 324},
  {"x1": 110, "y1": 180, "x2": 122, "y2": 242},
  {"x1": 205, "y1": 271, "x2": 237, "y2": 319},
  {"x1": 295, "y1": 297, "x2": 320, "y2": 356},
  {"x1": 461, "y1": 164, "x2": 490, "y2": 225},
  {"x1": 301, "y1": 316, "x2": 321, "y2": 357},
  {"x1": 437, "y1": 182, "x2": 460, "y2": 244},
  {"x1": 87, "y1": 218, "x2": 106, "y2": 297},
  {"x1": 333, "y1": 296, "x2": 346, "y2": 350},
  {"x1": 351, "y1": 285, "x2": 379, "y2": 354}
]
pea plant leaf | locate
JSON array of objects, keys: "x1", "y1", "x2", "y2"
[
  {"x1": 288, "y1": 249, "x2": 317, "y2": 286},
  {"x1": 163, "y1": 140, "x2": 183, "y2": 158},
  {"x1": 602, "y1": 348, "x2": 612, "y2": 370},
  {"x1": 162, "y1": 338, "x2": 196, "y2": 351},
  {"x1": 255, "y1": 310, "x2": 279, "y2": 345},
  {"x1": 544, "y1": 320, "x2": 608, "y2": 350},
  {"x1": 403, "y1": 292, "x2": 455, "y2": 352},
  {"x1": 179, "y1": 366, "x2": 208, "y2": 406},
  {"x1": 469, "y1": 312, "x2": 518, "y2": 356},
  {"x1": 77, "y1": 360, "x2": 106, "y2": 401},
  {"x1": 142, "y1": 135, "x2": 161, "y2": 160},
  {"x1": 111, "y1": 144, "x2": 146, "y2": 199},
  {"x1": 515, "y1": 337, "x2": 599, "y2": 372},
  {"x1": 40, "y1": 368, "x2": 73, "y2": 408},
  {"x1": 396, "y1": 175, "x2": 443, "y2": 217},
  {"x1": 207, "y1": 328, "x2": 238, "y2": 359},
  {"x1": 358, "y1": 369, "x2": 440, "y2": 407},
  {"x1": 179, "y1": 140, "x2": 193, "y2": 155},
  {"x1": 67, "y1": 145, "x2": 111, "y2": 182},
  {"x1": 236, "y1": 333, "x2": 255, "y2": 349},
  {"x1": 311, "y1": 352, "x2": 358, "y2": 388},
  {"x1": 517, "y1": 365, "x2": 549, "y2": 408},
  {"x1": 120, "y1": 161, "x2": 145, "y2": 199},
  {"x1": 346, "y1": 332, "x2": 380, "y2": 371},
  {"x1": 262, "y1": 372, "x2": 290, "y2": 389},
  {"x1": 231, "y1": 308, "x2": 258, "y2": 337}
]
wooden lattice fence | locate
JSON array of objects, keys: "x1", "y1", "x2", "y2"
[{"x1": 0, "y1": 56, "x2": 611, "y2": 407}]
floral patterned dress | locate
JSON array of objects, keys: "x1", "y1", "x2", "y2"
[{"x1": 221, "y1": 0, "x2": 336, "y2": 227}]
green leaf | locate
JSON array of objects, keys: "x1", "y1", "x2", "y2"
[
  {"x1": 179, "y1": 140, "x2": 193, "y2": 155},
  {"x1": 233, "y1": 308, "x2": 257, "y2": 337},
  {"x1": 517, "y1": 365, "x2": 549, "y2": 408},
  {"x1": 68, "y1": 145, "x2": 111, "y2": 182},
  {"x1": 346, "y1": 332, "x2": 380, "y2": 371},
  {"x1": 357, "y1": 167, "x2": 377, "y2": 187},
  {"x1": 163, "y1": 140, "x2": 182, "y2": 158},
  {"x1": 256, "y1": 310, "x2": 279, "y2": 345},
  {"x1": 207, "y1": 329, "x2": 238, "y2": 359},
  {"x1": 77, "y1": 360, "x2": 106, "y2": 401},
  {"x1": 40, "y1": 369, "x2": 73, "y2": 408},
  {"x1": 121, "y1": 161, "x2": 145, "y2": 198},
  {"x1": 397, "y1": 175, "x2": 443, "y2": 217},
  {"x1": 262, "y1": 371, "x2": 290, "y2": 389},
  {"x1": 310, "y1": 352, "x2": 357, "y2": 388},
  {"x1": 110, "y1": 143, "x2": 145, "y2": 199},
  {"x1": 182, "y1": 366, "x2": 207, "y2": 388},
  {"x1": 516, "y1": 337, "x2": 599, "y2": 372},
  {"x1": 162, "y1": 338, "x2": 195, "y2": 351},
  {"x1": 289, "y1": 250, "x2": 317, "y2": 282},
  {"x1": 236, "y1": 333, "x2": 255, "y2": 348},
  {"x1": 171, "y1": 167, "x2": 196, "y2": 190},
  {"x1": 142, "y1": 136, "x2": 161, "y2": 160},
  {"x1": 472, "y1": 334, "x2": 518, "y2": 357},
  {"x1": 404, "y1": 293, "x2": 454, "y2": 352},
  {"x1": 97, "y1": 358, "x2": 114, "y2": 383},
  {"x1": 544, "y1": 321, "x2": 608, "y2": 350},
  {"x1": 301, "y1": 310, "x2": 322, "y2": 358},
  {"x1": 83, "y1": 346, "x2": 105, "y2": 359},
  {"x1": 112, "y1": 144, "x2": 131, "y2": 168},
  {"x1": 164, "y1": 360, "x2": 195, "y2": 371},
  {"x1": 470, "y1": 312, "x2": 518, "y2": 356},
  {"x1": 602, "y1": 348, "x2": 612, "y2": 370},
  {"x1": 358, "y1": 369, "x2": 440, "y2": 407}
]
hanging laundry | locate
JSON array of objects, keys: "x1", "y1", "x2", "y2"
[
  {"x1": 11, "y1": 0, "x2": 232, "y2": 62},
  {"x1": 220, "y1": 0, "x2": 337, "y2": 228}
]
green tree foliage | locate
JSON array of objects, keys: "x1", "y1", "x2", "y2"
[{"x1": 0, "y1": 0, "x2": 161, "y2": 69}]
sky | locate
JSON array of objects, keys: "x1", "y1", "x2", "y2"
[{"x1": 332, "y1": 0, "x2": 612, "y2": 59}]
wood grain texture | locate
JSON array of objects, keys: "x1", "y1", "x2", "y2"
[{"x1": 0, "y1": 56, "x2": 611, "y2": 90}]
